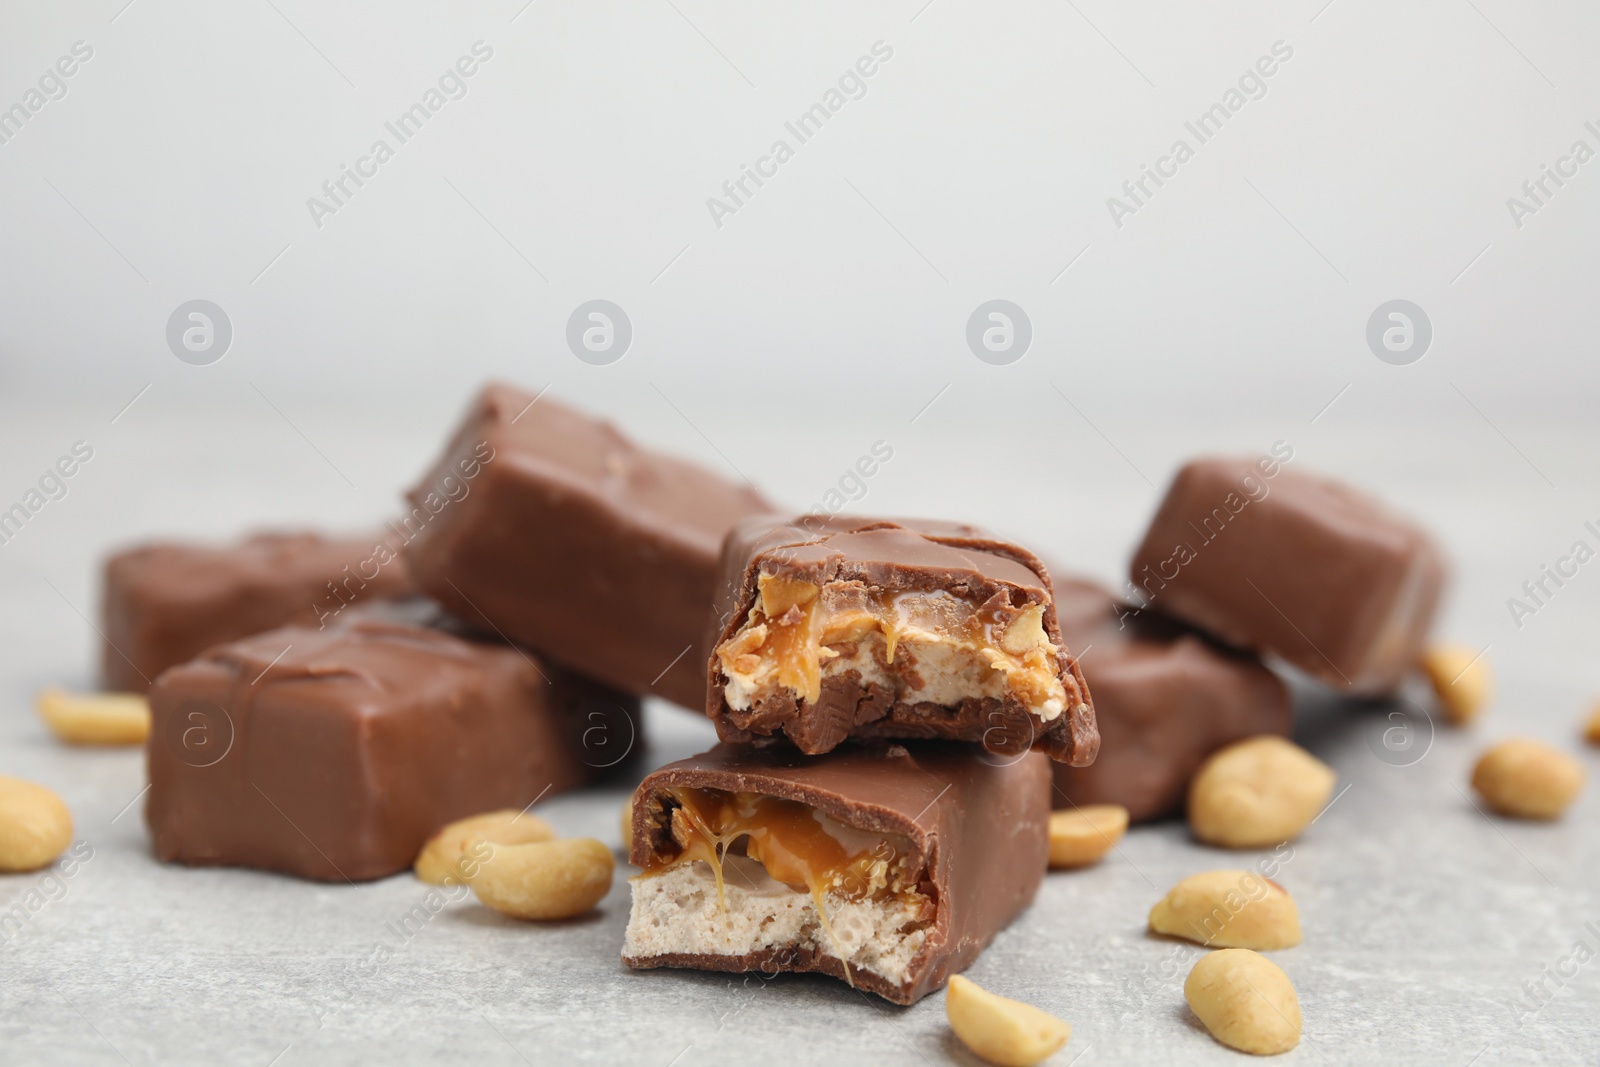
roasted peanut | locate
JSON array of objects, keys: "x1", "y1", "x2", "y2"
[
  {"x1": 1189, "y1": 737, "x2": 1336, "y2": 849},
  {"x1": 0, "y1": 776, "x2": 73, "y2": 872},
  {"x1": 414, "y1": 809, "x2": 555, "y2": 885},
  {"x1": 1582, "y1": 703, "x2": 1600, "y2": 746},
  {"x1": 468, "y1": 837, "x2": 613, "y2": 920},
  {"x1": 1047, "y1": 805, "x2": 1128, "y2": 869},
  {"x1": 36, "y1": 688, "x2": 150, "y2": 745},
  {"x1": 1420, "y1": 644, "x2": 1490, "y2": 725},
  {"x1": 1470, "y1": 739, "x2": 1584, "y2": 820},
  {"x1": 1185, "y1": 949, "x2": 1301, "y2": 1055},
  {"x1": 946, "y1": 974, "x2": 1071, "y2": 1067},
  {"x1": 1149, "y1": 870, "x2": 1301, "y2": 950}
]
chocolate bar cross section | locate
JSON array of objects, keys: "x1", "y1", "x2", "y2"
[
  {"x1": 707, "y1": 516, "x2": 1098, "y2": 763},
  {"x1": 146, "y1": 611, "x2": 636, "y2": 882},
  {"x1": 623, "y1": 742, "x2": 1051, "y2": 1004}
]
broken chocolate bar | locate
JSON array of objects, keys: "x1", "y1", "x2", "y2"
[
  {"x1": 1049, "y1": 576, "x2": 1291, "y2": 823},
  {"x1": 401, "y1": 383, "x2": 771, "y2": 710},
  {"x1": 1129, "y1": 455, "x2": 1447, "y2": 693},
  {"x1": 706, "y1": 516, "x2": 1098, "y2": 763},
  {"x1": 101, "y1": 530, "x2": 413, "y2": 693},
  {"x1": 623, "y1": 742, "x2": 1050, "y2": 1005},
  {"x1": 146, "y1": 611, "x2": 636, "y2": 882}
]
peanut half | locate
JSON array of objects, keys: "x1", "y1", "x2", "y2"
[
  {"x1": 1185, "y1": 949, "x2": 1301, "y2": 1056},
  {"x1": 1420, "y1": 644, "x2": 1490, "y2": 725},
  {"x1": 0, "y1": 776, "x2": 73, "y2": 872},
  {"x1": 414, "y1": 809, "x2": 556, "y2": 885},
  {"x1": 1189, "y1": 737, "x2": 1336, "y2": 849},
  {"x1": 467, "y1": 837, "x2": 613, "y2": 920},
  {"x1": 1470, "y1": 739, "x2": 1584, "y2": 820},
  {"x1": 945, "y1": 974, "x2": 1071, "y2": 1067},
  {"x1": 36, "y1": 688, "x2": 150, "y2": 745},
  {"x1": 1149, "y1": 870, "x2": 1301, "y2": 950},
  {"x1": 1047, "y1": 805, "x2": 1128, "y2": 869}
]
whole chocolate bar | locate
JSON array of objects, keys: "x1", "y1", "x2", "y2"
[
  {"x1": 101, "y1": 530, "x2": 413, "y2": 692},
  {"x1": 623, "y1": 742, "x2": 1050, "y2": 1005},
  {"x1": 1049, "y1": 576, "x2": 1291, "y2": 822},
  {"x1": 402, "y1": 383, "x2": 771, "y2": 710},
  {"x1": 1128, "y1": 454, "x2": 1447, "y2": 693},
  {"x1": 146, "y1": 611, "x2": 636, "y2": 882},
  {"x1": 706, "y1": 516, "x2": 1098, "y2": 763}
]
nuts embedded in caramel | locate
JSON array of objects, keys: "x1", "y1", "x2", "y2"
[{"x1": 717, "y1": 574, "x2": 1069, "y2": 722}]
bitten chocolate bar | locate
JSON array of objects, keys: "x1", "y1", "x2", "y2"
[
  {"x1": 1049, "y1": 577, "x2": 1291, "y2": 823},
  {"x1": 1129, "y1": 456, "x2": 1447, "y2": 693},
  {"x1": 707, "y1": 516, "x2": 1098, "y2": 763},
  {"x1": 146, "y1": 612, "x2": 636, "y2": 882},
  {"x1": 623, "y1": 742, "x2": 1050, "y2": 1005},
  {"x1": 402, "y1": 383, "x2": 770, "y2": 710},
  {"x1": 101, "y1": 531, "x2": 413, "y2": 692}
]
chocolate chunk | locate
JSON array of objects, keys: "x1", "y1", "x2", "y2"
[
  {"x1": 1049, "y1": 576, "x2": 1291, "y2": 822},
  {"x1": 101, "y1": 530, "x2": 413, "y2": 692},
  {"x1": 623, "y1": 741, "x2": 1050, "y2": 1005},
  {"x1": 401, "y1": 383, "x2": 770, "y2": 710},
  {"x1": 1129, "y1": 456, "x2": 1447, "y2": 693},
  {"x1": 706, "y1": 516, "x2": 1098, "y2": 764},
  {"x1": 145, "y1": 611, "x2": 636, "y2": 882}
]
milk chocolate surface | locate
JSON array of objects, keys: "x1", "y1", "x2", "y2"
[
  {"x1": 707, "y1": 516, "x2": 1097, "y2": 764},
  {"x1": 146, "y1": 612, "x2": 636, "y2": 882},
  {"x1": 401, "y1": 383, "x2": 771, "y2": 710},
  {"x1": 1050, "y1": 576, "x2": 1291, "y2": 822},
  {"x1": 623, "y1": 742, "x2": 1050, "y2": 1005},
  {"x1": 101, "y1": 530, "x2": 413, "y2": 693},
  {"x1": 1129, "y1": 456, "x2": 1447, "y2": 693}
]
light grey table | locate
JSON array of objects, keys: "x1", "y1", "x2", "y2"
[{"x1": 1, "y1": 399, "x2": 1596, "y2": 1066}]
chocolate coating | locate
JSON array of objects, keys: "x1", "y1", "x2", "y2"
[
  {"x1": 145, "y1": 612, "x2": 636, "y2": 882},
  {"x1": 1049, "y1": 576, "x2": 1291, "y2": 822},
  {"x1": 1129, "y1": 456, "x2": 1447, "y2": 693},
  {"x1": 101, "y1": 530, "x2": 413, "y2": 692},
  {"x1": 625, "y1": 741, "x2": 1051, "y2": 1004},
  {"x1": 402, "y1": 383, "x2": 771, "y2": 710},
  {"x1": 707, "y1": 515, "x2": 1098, "y2": 764}
]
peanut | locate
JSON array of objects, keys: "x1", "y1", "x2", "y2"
[
  {"x1": 0, "y1": 776, "x2": 73, "y2": 872},
  {"x1": 467, "y1": 837, "x2": 613, "y2": 920},
  {"x1": 1420, "y1": 644, "x2": 1490, "y2": 725},
  {"x1": 1470, "y1": 739, "x2": 1584, "y2": 820},
  {"x1": 1189, "y1": 737, "x2": 1335, "y2": 849},
  {"x1": 36, "y1": 688, "x2": 150, "y2": 745},
  {"x1": 945, "y1": 974, "x2": 1071, "y2": 1067},
  {"x1": 1047, "y1": 805, "x2": 1128, "y2": 869},
  {"x1": 414, "y1": 809, "x2": 555, "y2": 885},
  {"x1": 1582, "y1": 703, "x2": 1600, "y2": 746},
  {"x1": 1149, "y1": 870, "x2": 1301, "y2": 950},
  {"x1": 1185, "y1": 949, "x2": 1301, "y2": 1056}
]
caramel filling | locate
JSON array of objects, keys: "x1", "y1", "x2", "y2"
[
  {"x1": 716, "y1": 573, "x2": 1069, "y2": 720},
  {"x1": 644, "y1": 787, "x2": 926, "y2": 984}
]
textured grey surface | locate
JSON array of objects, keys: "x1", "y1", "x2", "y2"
[{"x1": 1, "y1": 399, "x2": 1597, "y2": 1066}]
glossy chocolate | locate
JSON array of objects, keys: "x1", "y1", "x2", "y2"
[
  {"x1": 707, "y1": 515, "x2": 1098, "y2": 764},
  {"x1": 101, "y1": 531, "x2": 413, "y2": 693},
  {"x1": 624, "y1": 741, "x2": 1051, "y2": 1004},
  {"x1": 1129, "y1": 457, "x2": 1447, "y2": 693},
  {"x1": 401, "y1": 383, "x2": 771, "y2": 710},
  {"x1": 145, "y1": 612, "x2": 637, "y2": 882},
  {"x1": 1049, "y1": 576, "x2": 1291, "y2": 822}
]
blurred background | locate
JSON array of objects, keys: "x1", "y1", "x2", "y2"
[{"x1": 2, "y1": 3, "x2": 1598, "y2": 1062}]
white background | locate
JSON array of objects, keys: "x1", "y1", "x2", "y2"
[{"x1": 0, "y1": 2, "x2": 1597, "y2": 1064}]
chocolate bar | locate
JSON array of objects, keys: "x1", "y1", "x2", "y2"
[
  {"x1": 101, "y1": 531, "x2": 412, "y2": 692},
  {"x1": 145, "y1": 611, "x2": 636, "y2": 882},
  {"x1": 401, "y1": 383, "x2": 771, "y2": 710},
  {"x1": 1128, "y1": 455, "x2": 1446, "y2": 693},
  {"x1": 1049, "y1": 576, "x2": 1291, "y2": 822},
  {"x1": 623, "y1": 742, "x2": 1050, "y2": 1004},
  {"x1": 706, "y1": 516, "x2": 1098, "y2": 763}
]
